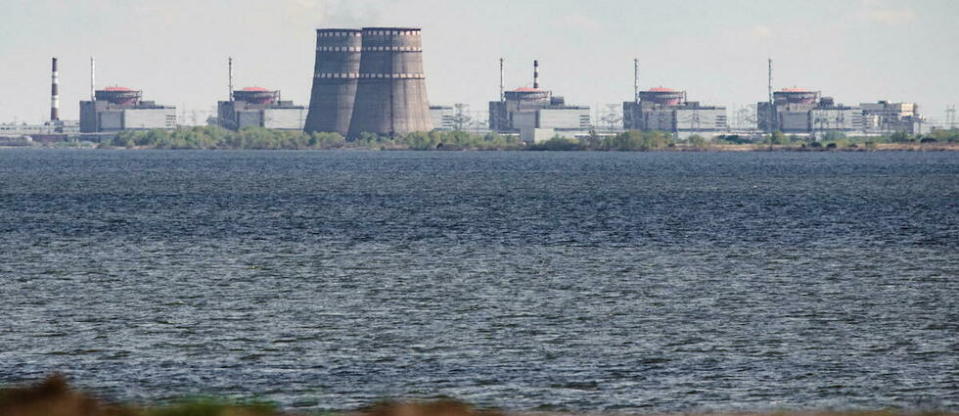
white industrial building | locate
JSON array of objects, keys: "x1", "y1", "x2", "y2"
[
  {"x1": 217, "y1": 87, "x2": 305, "y2": 131},
  {"x1": 488, "y1": 61, "x2": 592, "y2": 143},
  {"x1": 623, "y1": 88, "x2": 727, "y2": 137},
  {"x1": 758, "y1": 89, "x2": 920, "y2": 136},
  {"x1": 79, "y1": 87, "x2": 176, "y2": 133}
]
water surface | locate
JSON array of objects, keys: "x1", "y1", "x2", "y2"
[{"x1": 0, "y1": 150, "x2": 957, "y2": 411}]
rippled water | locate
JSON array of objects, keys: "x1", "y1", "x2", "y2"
[{"x1": 0, "y1": 150, "x2": 957, "y2": 412}]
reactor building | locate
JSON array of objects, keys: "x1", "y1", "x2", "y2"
[
  {"x1": 758, "y1": 88, "x2": 920, "y2": 135},
  {"x1": 217, "y1": 87, "x2": 306, "y2": 130},
  {"x1": 304, "y1": 27, "x2": 432, "y2": 137},
  {"x1": 80, "y1": 87, "x2": 176, "y2": 133},
  {"x1": 622, "y1": 87, "x2": 727, "y2": 136},
  {"x1": 488, "y1": 60, "x2": 592, "y2": 143}
]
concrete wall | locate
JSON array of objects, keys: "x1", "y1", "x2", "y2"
[
  {"x1": 512, "y1": 111, "x2": 538, "y2": 131},
  {"x1": 539, "y1": 108, "x2": 590, "y2": 129},
  {"x1": 98, "y1": 111, "x2": 124, "y2": 131},
  {"x1": 264, "y1": 108, "x2": 306, "y2": 129},
  {"x1": 124, "y1": 108, "x2": 176, "y2": 129},
  {"x1": 643, "y1": 109, "x2": 675, "y2": 131},
  {"x1": 811, "y1": 108, "x2": 864, "y2": 131},
  {"x1": 79, "y1": 101, "x2": 97, "y2": 133},
  {"x1": 780, "y1": 112, "x2": 810, "y2": 132},
  {"x1": 675, "y1": 107, "x2": 727, "y2": 131},
  {"x1": 237, "y1": 111, "x2": 262, "y2": 129}
]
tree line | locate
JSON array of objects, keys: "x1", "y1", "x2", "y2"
[{"x1": 103, "y1": 126, "x2": 959, "y2": 151}]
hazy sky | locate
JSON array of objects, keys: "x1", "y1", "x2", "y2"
[{"x1": 2, "y1": 0, "x2": 957, "y2": 124}]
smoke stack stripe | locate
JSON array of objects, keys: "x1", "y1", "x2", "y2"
[
  {"x1": 305, "y1": 28, "x2": 363, "y2": 135},
  {"x1": 533, "y1": 60, "x2": 539, "y2": 89},
  {"x1": 348, "y1": 27, "x2": 432, "y2": 137},
  {"x1": 50, "y1": 57, "x2": 59, "y2": 121}
]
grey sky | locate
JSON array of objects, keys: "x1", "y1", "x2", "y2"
[{"x1": 2, "y1": 0, "x2": 957, "y2": 124}]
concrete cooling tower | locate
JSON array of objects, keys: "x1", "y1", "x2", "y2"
[
  {"x1": 304, "y1": 29, "x2": 362, "y2": 136},
  {"x1": 348, "y1": 27, "x2": 432, "y2": 137}
]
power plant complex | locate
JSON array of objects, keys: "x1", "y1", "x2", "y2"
[
  {"x1": 757, "y1": 89, "x2": 920, "y2": 135},
  {"x1": 79, "y1": 87, "x2": 177, "y2": 133},
  {"x1": 488, "y1": 60, "x2": 592, "y2": 143},
  {"x1": 305, "y1": 27, "x2": 432, "y2": 137},
  {"x1": 5, "y1": 46, "x2": 940, "y2": 143},
  {"x1": 217, "y1": 87, "x2": 306, "y2": 131},
  {"x1": 78, "y1": 57, "x2": 177, "y2": 133},
  {"x1": 623, "y1": 88, "x2": 728, "y2": 136}
]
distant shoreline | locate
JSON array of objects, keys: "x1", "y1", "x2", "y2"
[
  {"x1": 4, "y1": 142, "x2": 959, "y2": 152},
  {"x1": 4, "y1": 126, "x2": 958, "y2": 152}
]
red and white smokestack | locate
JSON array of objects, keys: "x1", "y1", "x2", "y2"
[
  {"x1": 50, "y1": 57, "x2": 60, "y2": 121},
  {"x1": 533, "y1": 59, "x2": 539, "y2": 89}
]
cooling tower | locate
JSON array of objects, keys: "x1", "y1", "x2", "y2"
[
  {"x1": 348, "y1": 27, "x2": 432, "y2": 137},
  {"x1": 304, "y1": 28, "x2": 362, "y2": 135}
]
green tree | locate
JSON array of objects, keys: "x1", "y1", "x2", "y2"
[
  {"x1": 687, "y1": 134, "x2": 708, "y2": 148},
  {"x1": 768, "y1": 131, "x2": 789, "y2": 145}
]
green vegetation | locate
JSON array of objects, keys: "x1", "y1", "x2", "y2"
[
  {"x1": 2, "y1": 375, "x2": 957, "y2": 416},
  {"x1": 768, "y1": 131, "x2": 790, "y2": 145},
  {"x1": 528, "y1": 131, "x2": 677, "y2": 151},
  {"x1": 102, "y1": 126, "x2": 523, "y2": 151},
  {"x1": 94, "y1": 126, "x2": 959, "y2": 152},
  {"x1": 389, "y1": 130, "x2": 523, "y2": 150},
  {"x1": 108, "y1": 126, "x2": 346, "y2": 150}
]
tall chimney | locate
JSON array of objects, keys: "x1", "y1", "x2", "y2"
[
  {"x1": 228, "y1": 57, "x2": 234, "y2": 102},
  {"x1": 90, "y1": 57, "x2": 96, "y2": 101},
  {"x1": 633, "y1": 58, "x2": 639, "y2": 104},
  {"x1": 499, "y1": 57, "x2": 504, "y2": 102},
  {"x1": 533, "y1": 59, "x2": 539, "y2": 89},
  {"x1": 50, "y1": 57, "x2": 59, "y2": 121}
]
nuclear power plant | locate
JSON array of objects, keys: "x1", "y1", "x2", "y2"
[
  {"x1": 305, "y1": 27, "x2": 433, "y2": 138},
  {"x1": 5, "y1": 51, "x2": 942, "y2": 143},
  {"x1": 79, "y1": 87, "x2": 177, "y2": 133},
  {"x1": 757, "y1": 88, "x2": 920, "y2": 135},
  {"x1": 217, "y1": 87, "x2": 306, "y2": 130},
  {"x1": 488, "y1": 59, "x2": 592, "y2": 143},
  {"x1": 623, "y1": 60, "x2": 728, "y2": 136}
]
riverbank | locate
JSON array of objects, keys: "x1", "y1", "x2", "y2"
[
  {"x1": 8, "y1": 142, "x2": 959, "y2": 152},
  {"x1": 2, "y1": 376, "x2": 955, "y2": 416},
  {"x1": 4, "y1": 126, "x2": 959, "y2": 152}
]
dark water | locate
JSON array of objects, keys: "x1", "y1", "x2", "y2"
[{"x1": 1, "y1": 150, "x2": 957, "y2": 412}]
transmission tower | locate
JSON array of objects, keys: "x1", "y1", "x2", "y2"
[{"x1": 947, "y1": 105, "x2": 956, "y2": 129}]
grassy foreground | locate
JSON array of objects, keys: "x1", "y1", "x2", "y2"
[{"x1": 1, "y1": 375, "x2": 954, "y2": 416}]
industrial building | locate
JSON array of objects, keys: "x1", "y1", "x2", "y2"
[
  {"x1": 488, "y1": 60, "x2": 591, "y2": 143},
  {"x1": 623, "y1": 87, "x2": 728, "y2": 136},
  {"x1": 861, "y1": 101, "x2": 921, "y2": 134},
  {"x1": 80, "y1": 87, "x2": 176, "y2": 133},
  {"x1": 305, "y1": 27, "x2": 433, "y2": 137},
  {"x1": 429, "y1": 105, "x2": 455, "y2": 130},
  {"x1": 757, "y1": 89, "x2": 919, "y2": 135},
  {"x1": 218, "y1": 87, "x2": 305, "y2": 130}
]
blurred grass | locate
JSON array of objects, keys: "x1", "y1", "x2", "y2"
[{"x1": 0, "y1": 374, "x2": 954, "y2": 416}]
